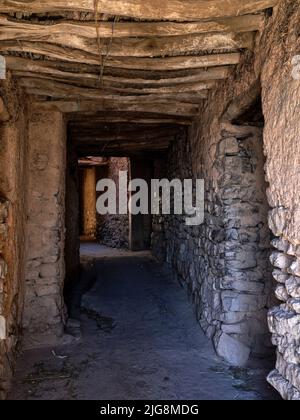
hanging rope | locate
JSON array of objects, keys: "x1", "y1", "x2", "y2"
[
  {"x1": 94, "y1": 0, "x2": 117, "y2": 87},
  {"x1": 94, "y1": 0, "x2": 103, "y2": 85},
  {"x1": 99, "y1": 16, "x2": 118, "y2": 85}
]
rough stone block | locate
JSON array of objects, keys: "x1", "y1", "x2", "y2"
[
  {"x1": 36, "y1": 284, "x2": 61, "y2": 297},
  {"x1": 270, "y1": 251, "x2": 294, "y2": 271},
  {"x1": 219, "y1": 137, "x2": 239, "y2": 155},
  {"x1": 288, "y1": 298, "x2": 300, "y2": 314},
  {"x1": 0, "y1": 199, "x2": 8, "y2": 224},
  {"x1": 271, "y1": 238, "x2": 290, "y2": 253},
  {"x1": 275, "y1": 285, "x2": 289, "y2": 302},
  {"x1": 268, "y1": 306, "x2": 300, "y2": 339},
  {"x1": 226, "y1": 250, "x2": 257, "y2": 270},
  {"x1": 276, "y1": 353, "x2": 300, "y2": 392},
  {"x1": 289, "y1": 260, "x2": 300, "y2": 277},
  {"x1": 286, "y1": 276, "x2": 300, "y2": 298},
  {"x1": 0, "y1": 258, "x2": 7, "y2": 280},
  {"x1": 26, "y1": 270, "x2": 40, "y2": 281},
  {"x1": 0, "y1": 316, "x2": 6, "y2": 340},
  {"x1": 268, "y1": 370, "x2": 300, "y2": 401},
  {"x1": 222, "y1": 322, "x2": 249, "y2": 335},
  {"x1": 43, "y1": 255, "x2": 59, "y2": 264},
  {"x1": 221, "y1": 291, "x2": 266, "y2": 312},
  {"x1": 214, "y1": 332, "x2": 251, "y2": 366},
  {"x1": 40, "y1": 264, "x2": 59, "y2": 278},
  {"x1": 219, "y1": 311, "x2": 246, "y2": 324},
  {"x1": 220, "y1": 278, "x2": 264, "y2": 293},
  {"x1": 272, "y1": 269, "x2": 289, "y2": 284},
  {"x1": 268, "y1": 209, "x2": 289, "y2": 237}
]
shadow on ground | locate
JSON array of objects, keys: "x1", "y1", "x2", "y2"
[{"x1": 9, "y1": 245, "x2": 280, "y2": 400}]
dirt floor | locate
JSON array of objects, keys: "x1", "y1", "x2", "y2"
[{"x1": 9, "y1": 244, "x2": 280, "y2": 400}]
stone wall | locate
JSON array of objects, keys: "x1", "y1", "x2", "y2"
[
  {"x1": 23, "y1": 110, "x2": 67, "y2": 349},
  {"x1": 153, "y1": 121, "x2": 273, "y2": 366},
  {"x1": 261, "y1": 0, "x2": 300, "y2": 401},
  {"x1": 97, "y1": 157, "x2": 129, "y2": 249},
  {"x1": 0, "y1": 74, "x2": 29, "y2": 398},
  {"x1": 153, "y1": 0, "x2": 300, "y2": 398}
]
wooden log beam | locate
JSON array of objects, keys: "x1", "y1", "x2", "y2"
[
  {"x1": 78, "y1": 147, "x2": 170, "y2": 158},
  {"x1": 71, "y1": 117, "x2": 192, "y2": 125},
  {"x1": 27, "y1": 89, "x2": 207, "y2": 104},
  {"x1": 0, "y1": 14, "x2": 265, "y2": 38},
  {"x1": 11, "y1": 70, "x2": 225, "y2": 90},
  {"x1": 6, "y1": 56, "x2": 232, "y2": 79},
  {"x1": 0, "y1": 32, "x2": 255, "y2": 57},
  {"x1": 0, "y1": 1, "x2": 278, "y2": 21},
  {"x1": 18, "y1": 77, "x2": 213, "y2": 97},
  {"x1": 70, "y1": 122, "x2": 179, "y2": 131},
  {"x1": 0, "y1": 42, "x2": 241, "y2": 69},
  {"x1": 74, "y1": 129, "x2": 177, "y2": 147},
  {"x1": 67, "y1": 112, "x2": 192, "y2": 125},
  {"x1": 78, "y1": 144, "x2": 172, "y2": 155},
  {"x1": 78, "y1": 139, "x2": 173, "y2": 149},
  {"x1": 69, "y1": 122, "x2": 187, "y2": 131},
  {"x1": 6, "y1": 57, "x2": 231, "y2": 86},
  {"x1": 72, "y1": 130, "x2": 178, "y2": 142},
  {"x1": 79, "y1": 150, "x2": 168, "y2": 158},
  {"x1": 71, "y1": 123, "x2": 178, "y2": 131},
  {"x1": 32, "y1": 100, "x2": 199, "y2": 117}
]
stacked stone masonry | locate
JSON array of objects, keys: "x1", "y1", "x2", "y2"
[
  {"x1": 152, "y1": 0, "x2": 300, "y2": 399},
  {"x1": 153, "y1": 123, "x2": 273, "y2": 367},
  {"x1": 261, "y1": 0, "x2": 300, "y2": 400},
  {"x1": 23, "y1": 110, "x2": 67, "y2": 349},
  {"x1": 267, "y1": 238, "x2": 300, "y2": 400},
  {"x1": 97, "y1": 157, "x2": 130, "y2": 249},
  {"x1": 0, "y1": 0, "x2": 299, "y2": 401}
]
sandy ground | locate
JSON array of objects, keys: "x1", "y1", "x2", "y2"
[{"x1": 9, "y1": 244, "x2": 280, "y2": 400}]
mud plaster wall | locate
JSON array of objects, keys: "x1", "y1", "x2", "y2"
[
  {"x1": 152, "y1": 0, "x2": 300, "y2": 399},
  {"x1": 23, "y1": 110, "x2": 67, "y2": 349},
  {"x1": 97, "y1": 157, "x2": 129, "y2": 249},
  {"x1": 0, "y1": 74, "x2": 29, "y2": 398}
]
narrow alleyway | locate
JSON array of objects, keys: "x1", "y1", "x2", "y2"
[{"x1": 9, "y1": 245, "x2": 278, "y2": 400}]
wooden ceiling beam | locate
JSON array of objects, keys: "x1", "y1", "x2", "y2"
[
  {"x1": 5, "y1": 56, "x2": 233, "y2": 79},
  {"x1": 71, "y1": 117, "x2": 191, "y2": 125},
  {"x1": 32, "y1": 99, "x2": 200, "y2": 117},
  {"x1": 11, "y1": 70, "x2": 224, "y2": 90},
  {"x1": 70, "y1": 124, "x2": 179, "y2": 134},
  {"x1": 0, "y1": 1, "x2": 278, "y2": 21},
  {"x1": 67, "y1": 112, "x2": 192, "y2": 125},
  {"x1": 0, "y1": 42, "x2": 241, "y2": 69},
  {"x1": 18, "y1": 77, "x2": 212, "y2": 97},
  {"x1": 78, "y1": 142, "x2": 172, "y2": 152},
  {"x1": 0, "y1": 32, "x2": 255, "y2": 57},
  {"x1": 0, "y1": 14, "x2": 264, "y2": 38},
  {"x1": 6, "y1": 57, "x2": 231, "y2": 86}
]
